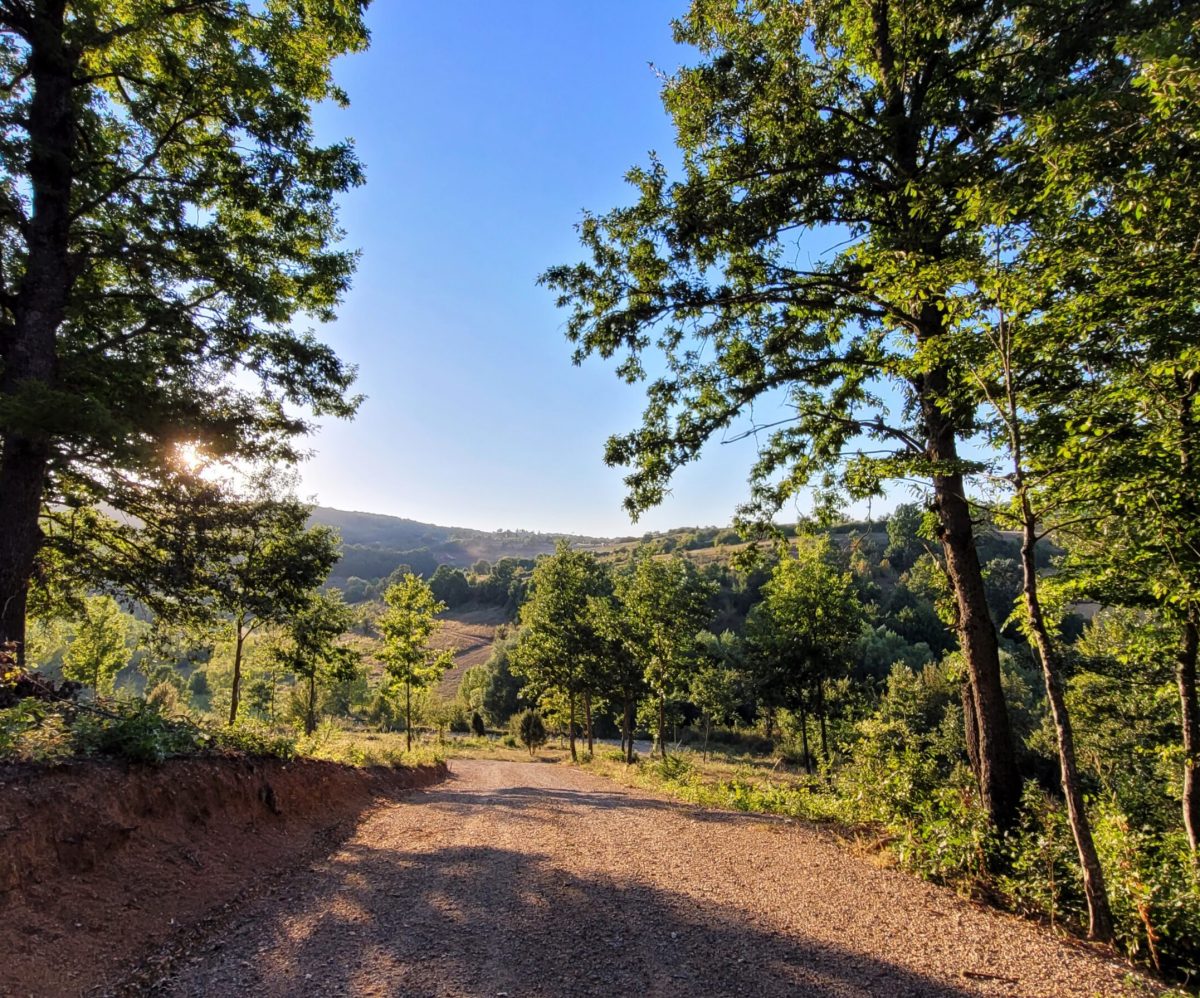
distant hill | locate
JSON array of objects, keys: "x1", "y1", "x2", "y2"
[{"x1": 310, "y1": 506, "x2": 626, "y2": 583}]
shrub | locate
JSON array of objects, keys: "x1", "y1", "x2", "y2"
[
  {"x1": 514, "y1": 709, "x2": 546, "y2": 756},
  {"x1": 73, "y1": 697, "x2": 201, "y2": 764},
  {"x1": 0, "y1": 701, "x2": 74, "y2": 764},
  {"x1": 212, "y1": 720, "x2": 297, "y2": 761}
]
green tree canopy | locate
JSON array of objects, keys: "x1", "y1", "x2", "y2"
[
  {"x1": 540, "y1": 0, "x2": 1083, "y2": 826},
  {"x1": 379, "y1": 573, "x2": 452, "y2": 751},
  {"x1": 0, "y1": 0, "x2": 368, "y2": 659},
  {"x1": 616, "y1": 552, "x2": 715, "y2": 758},
  {"x1": 61, "y1": 594, "x2": 130, "y2": 696},
  {"x1": 273, "y1": 590, "x2": 359, "y2": 736},
  {"x1": 510, "y1": 543, "x2": 611, "y2": 761}
]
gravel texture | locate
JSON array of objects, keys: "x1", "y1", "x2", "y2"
[{"x1": 157, "y1": 759, "x2": 1159, "y2": 997}]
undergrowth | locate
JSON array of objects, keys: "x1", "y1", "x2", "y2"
[{"x1": 0, "y1": 698, "x2": 440, "y2": 770}]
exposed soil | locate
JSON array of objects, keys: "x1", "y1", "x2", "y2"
[
  {"x1": 149, "y1": 759, "x2": 1159, "y2": 998},
  {"x1": 432, "y1": 607, "x2": 508, "y2": 696},
  {"x1": 0, "y1": 755, "x2": 445, "y2": 997}
]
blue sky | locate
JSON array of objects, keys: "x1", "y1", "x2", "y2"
[{"x1": 299, "y1": 2, "x2": 848, "y2": 537}]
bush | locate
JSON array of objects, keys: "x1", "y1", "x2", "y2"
[
  {"x1": 212, "y1": 720, "x2": 297, "y2": 761},
  {"x1": 73, "y1": 697, "x2": 202, "y2": 764},
  {"x1": 0, "y1": 701, "x2": 73, "y2": 764},
  {"x1": 513, "y1": 709, "x2": 546, "y2": 756}
]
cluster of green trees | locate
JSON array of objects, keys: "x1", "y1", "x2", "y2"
[
  {"x1": 336, "y1": 557, "x2": 534, "y2": 612},
  {"x1": 541, "y1": 0, "x2": 1200, "y2": 952}
]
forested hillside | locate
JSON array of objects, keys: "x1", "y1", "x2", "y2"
[{"x1": 312, "y1": 506, "x2": 620, "y2": 597}]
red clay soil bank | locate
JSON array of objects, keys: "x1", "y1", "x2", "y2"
[{"x1": 0, "y1": 755, "x2": 446, "y2": 997}]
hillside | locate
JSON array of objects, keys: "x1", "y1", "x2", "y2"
[{"x1": 311, "y1": 506, "x2": 624, "y2": 583}]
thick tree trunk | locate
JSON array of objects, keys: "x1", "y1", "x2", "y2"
[
  {"x1": 927, "y1": 441, "x2": 1020, "y2": 828},
  {"x1": 962, "y1": 680, "x2": 981, "y2": 779},
  {"x1": 1178, "y1": 615, "x2": 1200, "y2": 855},
  {"x1": 1020, "y1": 503, "x2": 1114, "y2": 941},
  {"x1": 0, "y1": 443, "x2": 47, "y2": 666},
  {"x1": 0, "y1": 5, "x2": 78, "y2": 664},
  {"x1": 584, "y1": 690, "x2": 594, "y2": 757},
  {"x1": 228, "y1": 621, "x2": 245, "y2": 725},
  {"x1": 817, "y1": 679, "x2": 829, "y2": 764}
]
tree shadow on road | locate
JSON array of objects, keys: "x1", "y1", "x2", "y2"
[{"x1": 164, "y1": 836, "x2": 981, "y2": 998}]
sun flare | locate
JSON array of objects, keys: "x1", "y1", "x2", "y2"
[{"x1": 174, "y1": 441, "x2": 207, "y2": 473}]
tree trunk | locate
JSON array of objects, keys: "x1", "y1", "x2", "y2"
[
  {"x1": 962, "y1": 679, "x2": 981, "y2": 781},
  {"x1": 799, "y1": 703, "x2": 811, "y2": 775},
  {"x1": 623, "y1": 697, "x2": 634, "y2": 764},
  {"x1": 1020, "y1": 500, "x2": 1114, "y2": 942},
  {"x1": 584, "y1": 690, "x2": 594, "y2": 757},
  {"x1": 0, "y1": 444, "x2": 47, "y2": 666},
  {"x1": 1178, "y1": 614, "x2": 1199, "y2": 854},
  {"x1": 703, "y1": 716, "x2": 711, "y2": 761},
  {"x1": 306, "y1": 673, "x2": 317, "y2": 736},
  {"x1": 658, "y1": 694, "x2": 667, "y2": 759},
  {"x1": 228, "y1": 620, "x2": 245, "y2": 725},
  {"x1": 568, "y1": 689, "x2": 578, "y2": 762},
  {"x1": 817, "y1": 678, "x2": 829, "y2": 764},
  {"x1": 0, "y1": 6, "x2": 78, "y2": 665},
  {"x1": 927, "y1": 435, "x2": 1020, "y2": 829},
  {"x1": 406, "y1": 680, "x2": 412, "y2": 752}
]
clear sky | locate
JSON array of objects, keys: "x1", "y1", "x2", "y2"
[{"x1": 298, "y1": 2, "x2": 830, "y2": 538}]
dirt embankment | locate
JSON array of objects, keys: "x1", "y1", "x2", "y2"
[{"x1": 0, "y1": 755, "x2": 445, "y2": 997}]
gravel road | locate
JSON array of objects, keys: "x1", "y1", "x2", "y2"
[{"x1": 158, "y1": 759, "x2": 1155, "y2": 997}]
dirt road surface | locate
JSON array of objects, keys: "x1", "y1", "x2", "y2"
[{"x1": 156, "y1": 760, "x2": 1152, "y2": 997}]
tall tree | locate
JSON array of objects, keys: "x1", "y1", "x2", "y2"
[
  {"x1": 542, "y1": 0, "x2": 1038, "y2": 826},
  {"x1": 1003, "y1": 7, "x2": 1200, "y2": 855},
  {"x1": 747, "y1": 537, "x2": 863, "y2": 769},
  {"x1": 588, "y1": 592, "x2": 645, "y2": 764},
  {"x1": 617, "y1": 553, "x2": 715, "y2": 758},
  {"x1": 957, "y1": 252, "x2": 1115, "y2": 940},
  {"x1": 510, "y1": 543, "x2": 610, "y2": 762},
  {"x1": 273, "y1": 590, "x2": 359, "y2": 736},
  {"x1": 379, "y1": 573, "x2": 452, "y2": 752},
  {"x1": 203, "y1": 479, "x2": 339, "y2": 726},
  {"x1": 0, "y1": 0, "x2": 367, "y2": 660}
]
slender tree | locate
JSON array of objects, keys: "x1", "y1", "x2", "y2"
[
  {"x1": 379, "y1": 574, "x2": 452, "y2": 751},
  {"x1": 510, "y1": 543, "x2": 610, "y2": 762},
  {"x1": 61, "y1": 594, "x2": 130, "y2": 697},
  {"x1": 617, "y1": 553, "x2": 715, "y2": 759},
  {"x1": 1003, "y1": 8, "x2": 1200, "y2": 855},
  {"x1": 747, "y1": 537, "x2": 863, "y2": 770},
  {"x1": 273, "y1": 590, "x2": 359, "y2": 736},
  {"x1": 689, "y1": 630, "x2": 743, "y2": 760}
]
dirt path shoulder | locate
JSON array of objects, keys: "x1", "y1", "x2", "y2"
[
  {"x1": 0, "y1": 756, "x2": 445, "y2": 997},
  {"x1": 157, "y1": 759, "x2": 1158, "y2": 998}
]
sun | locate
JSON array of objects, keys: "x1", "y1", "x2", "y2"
[{"x1": 174, "y1": 441, "x2": 207, "y2": 473}]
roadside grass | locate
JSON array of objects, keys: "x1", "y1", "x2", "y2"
[
  {"x1": 295, "y1": 725, "x2": 445, "y2": 769},
  {"x1": 580, "y1": 747, "x2": 859, "y2": 829}
]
